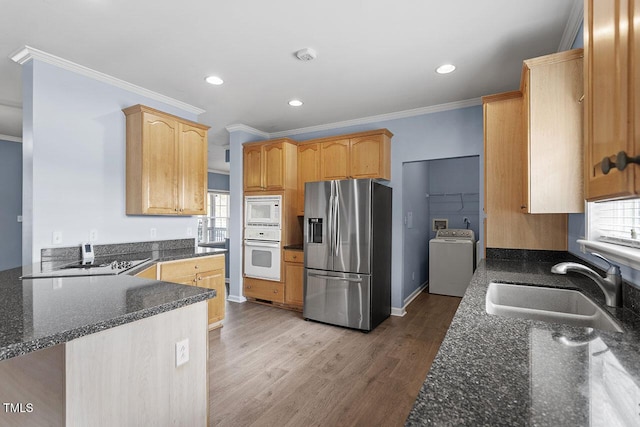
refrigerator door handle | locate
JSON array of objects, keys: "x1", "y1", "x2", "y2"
[
  {"x1": 334, "y1": 183, "x2": 340, "y2": 256},
  {"x1": 308, "y1": 273, "x2": 363, "y2": 283}
]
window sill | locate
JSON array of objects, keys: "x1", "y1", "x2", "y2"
[{"x1": 577, "y1": 239, "x2": 640, "y2": 271}]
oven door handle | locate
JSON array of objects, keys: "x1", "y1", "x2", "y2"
[{"x1": 244, "y1": 241, "x2": 281, "y2": 248}]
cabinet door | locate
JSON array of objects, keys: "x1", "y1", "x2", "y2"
[
  {"x1": 263, "y1": 142, "x2": 285, "y2": 190},
  {"x1": 297, "y1": 143, "x2": 321, "y2": 215},
  {"x1": 198, "y1": 269, "x2": 225, "y2": 326},
  {"x1": 524, "y1": 52, "x2": 584, "y2": 213},
  {"x1": 243, "y1": 145, "x2": 264, "y2": 191},
  {"x1": 179, "y1": 123, "x2": 207, "y2": 215},
  {"x1": 484, "y1": 93, "x2": 567, "y2": 250},
  {"x1": 350, "y1": 134, "x2": 390, "y2": 179},
  {"x1": 284, "y1": 262, "x2": 304, "y2": 307},
  {"x1": 585, "y1": 0, "x2": 634, "y2": 200},
  {"x1": 320, "y1": 139, "x2": 350, "y2": 180},
  {"x1": 143, "y1": 112, "x2": 179, "y2": 214}
]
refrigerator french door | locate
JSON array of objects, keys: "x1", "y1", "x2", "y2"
[{"x1": 303, "y1": 179, "x2": 391, "y2": 331}]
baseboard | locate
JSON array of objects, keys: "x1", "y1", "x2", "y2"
[
  {"x1": 227, "y1": 295, "x2": 247, "y2": 304},
  {"x1": 390, "y1": 281, "x2": 429, "y2": 317}
]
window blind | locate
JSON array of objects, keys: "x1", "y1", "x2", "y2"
[{"x1": 591, "y1": 199, "x2": 640, "y2": 248}]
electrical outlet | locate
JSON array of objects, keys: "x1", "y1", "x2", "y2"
[
  {"x1": 89, "y1": 229, "x2": 98, "y2": 242},
  {"x1": 150, "y1": 228, "x2": 157, "y2": 238},
  {"x1": 176, "y1": 338, "x2": 189, "y2": 367},
  {"x1": 17, "y1": 215, "x2": 22, "y2": 223},
  {"x1": 187, "y1": 227, "x2": 193, "y2": 237},
  {"x1": 52, "y1": 231, "x2": 62, "y2": 245}
]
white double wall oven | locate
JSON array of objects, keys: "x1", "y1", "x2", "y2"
[{"x1": 244, "y1": 195, "x2": 282, "y2": 281}]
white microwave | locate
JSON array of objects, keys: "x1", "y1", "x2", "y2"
[{"x1": 245, "y1": 195, "x2": 282, "y2": 228}]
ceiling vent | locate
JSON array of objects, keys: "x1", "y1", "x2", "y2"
[{"x1": 295, "y1": 48, "x2": 317, "y2": 61}]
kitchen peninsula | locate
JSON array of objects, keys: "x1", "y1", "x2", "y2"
[{"x1": 0, "y1": 240, "x2": 224, "y2": 426}]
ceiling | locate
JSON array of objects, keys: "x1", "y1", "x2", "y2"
[{"x1": 0, "y1": 0, "x2": 580, "y2": 172}]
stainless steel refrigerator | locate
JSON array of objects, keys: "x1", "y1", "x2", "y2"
[{"x1": 303, "y1": 179, "x2": 391, "y2": 331}]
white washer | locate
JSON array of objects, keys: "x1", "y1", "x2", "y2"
[{"x1": 429, "y1": 229, "x2": 476, "y2": 297}]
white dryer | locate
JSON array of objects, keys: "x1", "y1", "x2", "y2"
[{"x1": 429, "y1": 229, "x2": 476, "y2": 297}]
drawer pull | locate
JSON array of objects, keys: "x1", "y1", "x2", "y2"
[
  {"x1": 246, "y1": 285, "x2": 251, "y2": 289},
  {"x1": 273, "y1": 289, "x2": 278, "y2": 294},
  {"x1": 602, "y1": 151, "x2": 640, "y2": 174}
]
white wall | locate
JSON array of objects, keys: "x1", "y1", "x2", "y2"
[{"x1": 22, "y1": 60, "x2": 203, "y2": 263}]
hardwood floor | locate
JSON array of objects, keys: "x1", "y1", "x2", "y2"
[{"x1": 208, "y1": 291, "x2": 460, "y2": 427}]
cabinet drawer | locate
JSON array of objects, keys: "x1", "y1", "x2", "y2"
[
  {"x1": 244, "y1": 278, "x2": 284, "y2": 303},
  {"x1": 159, "y1": 255, "x2": 224, "y2": 280},
  {"x1": 283, "y1": 250, "x2": 303, "y2": 263}
]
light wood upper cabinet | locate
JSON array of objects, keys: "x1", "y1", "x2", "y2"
[
  {"x1": 350, "y1": 133, "x2": 391, "y2": 179},
  {"x1": 242, "y1": 139, "x2": 297, "y2": 192},
  {"x1": 584, "y1": 0, "x2": 639, "y2": 200},
  {"x1": 320, "y1": 139, "x2": 350, "y2": 180},
  {"x1": 123, "y1": 105, "x2": 209, "y2": 215},
  {"x1": 521, "y1": 49, "x2": 584, "y2": 213},
  {"x1": 243, "y1": 144, "x2": 264, "y2": 191},
  {"x1": 297, "y1": 143, "x2": 321, "y2": 215},
  {"x1": 295, "y1": 129, "x2": 393, "y2": 214},
  {"x1": 483, "y1": 92, "x2": 567, "y2": 251},
  {"x1": 317, "y1": 130, "x2": 392, "y2": 181},
  {"x1": 263, "y1": 143, "x2": 286, "y2": 189},
  {"x1": 179, "y1": 123, "x2": 208, "y2": 215}
]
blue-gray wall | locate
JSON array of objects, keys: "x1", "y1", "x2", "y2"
[
  {"x1": 22, "y1": 59, "x2": 202, "y2": 263},
  {"x1": 228, "y1": 105, "x2": 484, "y2": 310},
  {"x1": 0, "y1": 139, "x2": 22, "y2": 270},
  {"x1": 402, "y1": 161, "x2": 431, "y2": 296},
  {"x1": 208, "y1": 172, "x2": 230, "y2": 191}
]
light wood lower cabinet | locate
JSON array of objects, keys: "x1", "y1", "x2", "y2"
[
  {"x1": 151, "y1": 255, "x2": 225, "y2": 329},
  {"x1": 283, "y1": 249, "x2": 304, "y2": 307},
  {"x1": 243, "y1": 277, "x2": 285, "y2": 303}
]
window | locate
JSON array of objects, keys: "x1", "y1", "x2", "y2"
[
  {"x1": 199, "y1": 192, "x2": 230, "y2": 244},
  {"x1": 583, "y1": 199, "x2": 640, "y2": 270},
  {"x1": 589, "y1": 199, "x2": 640, "y2": 248}
]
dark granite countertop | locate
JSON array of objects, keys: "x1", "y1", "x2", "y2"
[
  {"x1": 406, "y1": 258, "x2": 640, "y2": 426},
  {"x1": 0, "y1": 244, "x2": 224, "y2": 361}
]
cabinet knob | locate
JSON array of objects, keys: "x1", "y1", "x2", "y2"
[
  {"x1": 273, "y1": 289, "x2": 278, "y2": 294},
  {"x1": 247, "y1": 285, "x2": 251, "y2": 289},
  {"x1": 194, "y1": 265, "x2": 199, "y2": 269},
  {"x1": 602, "y1": 151, "x2": 640, "y2": 174},
  {"x1": 198, "y1": 276, "x2": 203, "y2": 281}
]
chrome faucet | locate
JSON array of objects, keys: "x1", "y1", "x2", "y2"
[{"x1": 551, "y1": 253, "x2": 623, "y2": 307}]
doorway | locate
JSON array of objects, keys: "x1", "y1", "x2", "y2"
[{"x1": 402, "y1": 155, "x2": 480, "y2": 301}]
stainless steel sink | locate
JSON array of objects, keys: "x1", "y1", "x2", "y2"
[{"x1": 485, "y1": 282, "x2": 624, "y2": 332}]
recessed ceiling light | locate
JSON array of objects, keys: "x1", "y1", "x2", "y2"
[
  {"x1": 205, "y1": 75, "x2": 224, "y2": 85},
  {"x1": 288, "y1": 99, "x2": 303, "y2": 107},
  {"x1": 436, "y1": 64, "x2": 456, "y2": 74}
]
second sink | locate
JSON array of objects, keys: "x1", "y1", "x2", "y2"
[{"x1": 485, "y1": 282, "x2": 624, "y2": 333}]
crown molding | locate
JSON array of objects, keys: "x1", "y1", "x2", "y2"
[
  {"x1": 269, "y1": 98, "x2": 482, "y2": 138},
  {"x1": 10, "y1": 46, "x2": 205, "y2": 115},
  {"x1": 558, "y1": 0, "x2": 584, "y2": 51},
  {"x1": 225, "y1": 124, "x2": 270, "y2": 139},
  {"x1": 0, "y1": 134, "x2": 23, "y2": 143}
]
